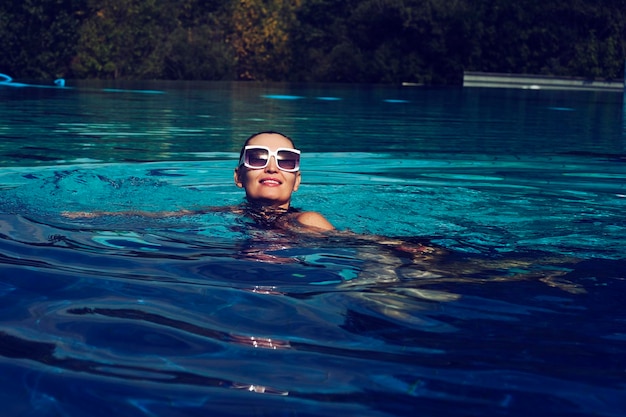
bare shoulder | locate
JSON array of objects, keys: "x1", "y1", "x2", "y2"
[{"x1": 294, "y1": 211, "x2": 335, "y2": 231}]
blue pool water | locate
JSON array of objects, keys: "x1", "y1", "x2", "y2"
[{"x1": 1, "y1": 80, "x2": 625, "y2": 416}]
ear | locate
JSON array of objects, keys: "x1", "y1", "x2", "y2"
[
  {"x1": 293, "y1": 172, "x2": 302, "y2": 192},
  {"x1": 234, "y1": 168, "x2": 244, "y2": 188}
]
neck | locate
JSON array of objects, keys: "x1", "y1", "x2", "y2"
[
  {"x1": 245, "y1": 198, "x2": 290, "y2": 211},
  {"x1": 242, "y1": 202, "x2": 294, "y2": 228}
]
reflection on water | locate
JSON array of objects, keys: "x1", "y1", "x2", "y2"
[
  {"x1": 1, "y1": 81, "x2": 624, "y2": 167},
  {"x1": 1, "y1": 82, "x2": 625, "y2": 416}
]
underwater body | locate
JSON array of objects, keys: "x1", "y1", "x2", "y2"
[{"x1": 0, "y1": 80, "x2": 625, "y2": 416}]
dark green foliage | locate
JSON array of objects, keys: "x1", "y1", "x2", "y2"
[
  {"x1": 0, "y1": 0, "x2": 86, "y2": 79},
  {"x1": 162, "y1": 26, "x2": 235, "y2": 80},
  {"x1": 0, "y1": 0, "x2": 624, "y2": 84}
]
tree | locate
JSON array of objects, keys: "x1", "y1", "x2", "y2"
[
  {"x1": 161, "y1": 0, "x2": 236, "y2": 80},
  {"x1": 1, "y1": 0, "x2": 623, "y2": 83},
  {"x1": 229, "y1": 0, "x2": 301, "y2": 80},
  {"x1": 564, "y1": 1, "x2": 626, "y2": 79},
  {"x1": 162, "y1": 25, "x2": 235, "y2": 80},
  {"x1": 0, "y1": 0, "x2": 86, "y2": 79},
  {"x1": 72, "y1": 0, "x2": 179, "y2": 79},
  {"x1": 290, "y1": 0, "x2": 368, "y2": 82},
  {"x1": 468, "y1": 0, "x2": 625, "y2": 80}
]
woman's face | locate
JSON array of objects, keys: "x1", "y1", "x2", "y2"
[{"x1": 234, "y1": 133, "x2": 302, "y2": 209}]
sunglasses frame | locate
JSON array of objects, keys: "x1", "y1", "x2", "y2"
[{"x1": 239, "y1": 145, "x2": 301, "y2": 172}]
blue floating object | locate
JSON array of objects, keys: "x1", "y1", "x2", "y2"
[
  {"x1": 262, "y1": 94, "x2": 304, "y2": 100},
  {"x1": 316, "y1": 96, "x2": 341, "y2": 101},
  {"x1": 101, "y1": 88, "x2": 165, "y2": 94},
  {"x1": 0, "y1": 73, "x2": 27, "y2": 87},
  {"x1": 384, "y1": 99, "x2": 410, "y2": 103},
  {"x1": 0, "y1": 73, "x2": 62, "y2": 89},
  {"x1": 54, "y1": 79, "x2": 66, "y2": 87}
]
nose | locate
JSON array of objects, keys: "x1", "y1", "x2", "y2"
[{"x1": 264, "y1": 156, "x2": 279, "y2": 172}]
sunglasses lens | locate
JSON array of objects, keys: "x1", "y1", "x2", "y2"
[
  {"x1": 245, "y1": 148, "x2": 270, "y2": 168},
  {"x1": 276, "y1": 150, "x2": 300, "y2": 171}
]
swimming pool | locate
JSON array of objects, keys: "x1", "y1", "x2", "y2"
[{"x1": 1, "y1": 80, "x2": 625, "y2": 416}]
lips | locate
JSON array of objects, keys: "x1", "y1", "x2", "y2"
[{"x1": 260, "y1": 177, "x2": 282, "y2": 186}]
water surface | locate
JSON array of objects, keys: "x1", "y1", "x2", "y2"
[{"x1": 0, "y1": 80, "x2": 625, "y2": 417}]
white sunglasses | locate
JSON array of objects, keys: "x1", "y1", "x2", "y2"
[{"x1": 239, "y1": 146, "x2": 301, "y2": 172}]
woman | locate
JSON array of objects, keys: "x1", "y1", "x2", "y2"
[{"x1": 233, "y1": 131, "x2": 334, "y2": 232}]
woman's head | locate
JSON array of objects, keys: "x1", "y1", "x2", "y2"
[{"x1": 234, "y1": 131, "x2": 302, "y2": 209}]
